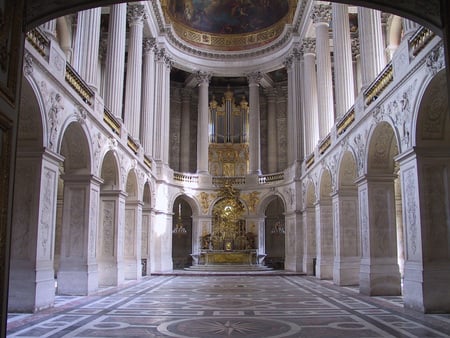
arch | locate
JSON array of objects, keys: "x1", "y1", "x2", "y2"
[
  {"x1": 172, "y1": 194, "x2": 194, "y2": 268},
  {"x1": 142, "y1": 182, "x2": 152, "y2": 209},
  {"x1": 258, "y1": 192, "x2": 287, "y2": 216},
  {"x1": 59, "y1": 122, "x2": 92, "y2": 174},
  {"x1": 100, "y1": 150, "x2": 120, "y2": 190},
  {"x1": 264, "y1": 196, "x2": 286, "y2": 270},
  {"x1": 305, "y1": 180, "x2": 317, "y2": 208},
  {"x1": 338, "y1": 150, "x2": 358, "y2": 189},
  {"x1": 319, "y1": 169, "x2": 332, "y2": 200},
  {"x1": 367, "y1": 121, "x2": 399, "y2": 174},
  {"x1": 125, "y1": 169, "x2": 139, "y2": 201}
]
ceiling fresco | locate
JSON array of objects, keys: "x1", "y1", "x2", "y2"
[{"x1": 162, "y1": 0, "x2": 296, "y2": 51}]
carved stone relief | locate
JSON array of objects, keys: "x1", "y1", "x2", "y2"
[
  {"x1": 125, "y1": 209, "x2": 135, "y2": 257},
  {"x1": 102, "y1": 201, "x2": 115, "y2": 257},
  {"x1": 38, "y1": 168, "x2": 56, "y2": 259},
  {"x1": 403, "y1": 168, "x2": 418, "y2": 258},
  {"x1": 69, "y1": 189, "x2": 84, "y2": 257}
]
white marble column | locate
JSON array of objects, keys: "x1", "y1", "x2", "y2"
[
  {"x1": 73, "y1": 8, "x2": 101, "y2": 91},
  {"x1": 104, "y1": 4, "x2": 127, "y2": 119},
  {"x1": 302, "y1": 39, "x2": 319, "y2": 155},
  {"x1": 124, "y1": 200, "x2": 143, "y2": 280},
  {"x1": 332, "y1": 3, "x2": 355, "y2": 118},
  {"x1": 153, "y1": 48, "x2": 172, "y2": 165},
  {"x1": 266, "y1": 88, "x2": 278, "y2": 173},
  {"x1": 312, "y1": 4, "x2": 334, "y2": 138},
  {"x1": 196, "y1": 71, "x2": 211, "y2": 174},
  {"x1": 358, "y1": 7, "x2": 386, "y2": 89},
  {"x1": 141, "y1": 38, "x2": 156, "y2": 156},
  {"x1": 180, "y1": 88, "x2": 192, "y2": 172},
  {"x1": 124, "y1": 4, "x2": 145, "y2": 140},
  {"x1": 247, "y1": 72, "x2": 262, "y2": 175},
  {"x1": 351, "y1": 38, "x2": 362, "y2": 95},
  {"x1": 58, "y1": 174, "x2": 102, "y2": 295},
  {"x1": 315, "y1": 199, "x2": 333, "y2": 279}
]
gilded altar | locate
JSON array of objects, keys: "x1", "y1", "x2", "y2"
[{"x1": 200, "y1": 250, "x2": 257, "y2": 265}]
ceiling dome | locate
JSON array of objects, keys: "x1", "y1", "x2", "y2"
[{"x1": 162, "y1": 0, "x2": 295, "y2": 51}]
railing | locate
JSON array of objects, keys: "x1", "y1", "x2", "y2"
[
  {"x1": 306, "y1": 153, "x2": 315, "y2": 169},
  {"x1": 127, "y1": 136, "x2": 139, "y2": 154},
  {"x1": 173, "y1": 172, "x2": 199, "y2": 183},
  {"x1": 144, "y1": 155, "x2": 152, "y2": 170},
  {"x1": 26, "y1": 28, "x2": 49, "y2": 56},
  {"x1": 103, "y1": 106, "x2": 121, "y2": 135},
  {"x1": 65, "y1": 63, "x2": 94, "y2": 106},
  {"x1": 410, "y1": 27, "x2": 436, "y2": 57},
  {"x1": 364, "y1": 62, "x2": 394, "y2": 106},
  {"x1": 336, "y1": 106, "x2": 355, "y2": 136},
  {"x1": 212, "y1": 176, "x2": 246, "y2": 186},
  {"x1": 259, "y1": 172, "x2": 284, "y2": 184},
  {"x1": 319, "y1": 134, "x2": 331, "y2": 155}
]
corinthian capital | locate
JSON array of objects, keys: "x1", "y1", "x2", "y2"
[
  {"x1": 143, "y1": 38, "x2": 156, "y2": 53},
  {"x1": 195, "y1": 71, "x2": 211, "y2": 85},
  {"x1": 247, "y1": 71, "x2": 262, "y2": 85},
  {"x1": 311, "y1": 4, "x2": 332, "y2": 24},
  {"x1": 302, "y1": 38, "x2": 316, "y2": 54},
  {"x1": 127, "y1": 4, "x2": 146, "y2": 24}
]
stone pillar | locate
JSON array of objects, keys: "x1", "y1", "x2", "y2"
[
  {"x1": 150, "y1": 211, "x2": 173, "y2": 273},
  {"x1": 180, "y1": 88, "x2": 192, "y2": 172},
  {"x1": 266, "y1": 88, "x2": 278, "y2": 173},
  {"x1": 357, "y1": 7, "x2": 386, "y2": 89},
  {"x1": 284, "y1": 210, "x2": 303, "y2": 272},
  {"x1": 98, "y1": 190, "x2": 127, "y2": 286},
  {"x1": 124, "y1": 201, "x2": 143, "y2": 280},
  {"x1": 302, "y1": 39, "x2": 319, "y2": 155},
  {"x1": 153, "y1": 48, "x2": 172, "y2": 165},
  {"x1": 141, "y1": 38, "x2": 156, "y2": 156},
  {"x1": 315, "y1": 199, "x2": 333, "y2": 279},
  {"x1": 9, "y1": 150, "x2": 63, "y2": 312},
  {"x1": 312, "y1": 4, "x2": 334, "y2": 138},
  {"x1": 141, "y1": 206, "x2": 152, "y2": 275},
  {"x1": 351, "y1": 38, "x2": 362, "y2": 95},
  {"x1": 124, "y1": 4, "x2": 145, "y2": 140},
  {"x1": 357, "y1": 175, "x2": 401, "y2": 296},
  {"x1": 332, "y1": 3, "x2": 355, "y2": 118},
  {"x1": 332, "y1": 190, "x2": 360, "y2": 286},
  {"x1": 58, "y1": 174, "x2": 102, "y2": 295},
  {"x1": 196, "y1": 71, "x2": 211, "y2": 174},
  {"x1": 303, "y1": 206, "x2": 316, "y2": 275},
  {"x1": 398, "y1": 150, "x2": 450, "y2": 313},
  {"x1": 73, "y1": 8, "x2": 101, "y2": 91},
  {"x1": 247, "y1": 72, "x2": 262, "y2": 175},
  {"x1": 104, "y1": 3, "x2": 127, "y2": 119}
]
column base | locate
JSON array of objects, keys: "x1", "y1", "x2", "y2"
[
  {"x1": 57, "y1": 263, "x2": 98, "y2": 296},
  {"x1": 359, "y1": 258, "x2": 401, "y2": 296},
  {"x1": 333, "y1": 256, "x2": 360, "y2": 286},
  {"x1": 316, "y1": 257, "x2": 333, "y2": 279}
]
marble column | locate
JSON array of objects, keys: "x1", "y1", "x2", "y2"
[
  {"x1": 351, "y1": 38, "x2": 362, "y2": 95},
  {"x1": 153, "y1": 48, "x2": 172, "y2": 165},
  {"x1": 8, "y1": 150, "x2": 63, "y2": 312},
  {"x1": 315, "y1": 199, "x2": 333, "y2": 279},
  {"x1": 58, "y1": 174, "x2": 102, "y2": 295},
  {"x1": 124, "y1": 200, "x2": 143, "y2": 280},
  {"x1": 332, "y1": 3, "x2": 355, "y2": 118},
  {"x1": 247, "y1": 72, "x2": 262, "y2": 175},
  {"x1": 302, "y1": 39, "x2": 319, "y2": 155},
  {"x1": 196, "y1": 71, "x2": 211, "y2": 174},
  {"x1": 124, "y1": 4, "x2": 145, "y2": 140},
  {"x1": 104, "y1": 4, "x2": 127, "y2": 119},
  {"x1": 357, "y1": 7, "x2": 386, "y2": 89},
  {"x1": 357, "y1": 175, "x2": 401, "y2": 296},
  {"x1": 73, "y1": 8, "x2": 101, "y2": 91},
  {"x1": 266, "y1": 88, "x2": 278, "y2": 173},
  {"x1": 180, "y1": 88, "x2": 192, "y2": 172},
  {"x1": 303, "y1": 206, "x2": 316, "y2": 275},
  {"x1": 284, "y1": 209, "x2": 303, "y2": 272},
  {"x1": 312, "y1": 4, "x2": 334, "y2": 138},
  {"x1": 141, "y1": 207, "x2": 152, "y2": 275},
  {"x1": 141, "y1": 38, "x2": 156, "y2": 156}
]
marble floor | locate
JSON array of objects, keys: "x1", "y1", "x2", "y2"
[{"x1": 7, "y1": 274, "x2": 450, "y2": 337}]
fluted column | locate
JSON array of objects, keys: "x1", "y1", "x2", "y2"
[
  {"x1": 247, "y1": 72, "x2": 262, "y2": 175},
  {"x1": 196, "y1": 71, "x2": 211, "y2": 174},
  {"x1": 40, "y1": 20, "x2": 56, "y2": 39},
  {"x1": 332, "y1": 3, "x2": 355, "y2": 118},
  {"x1": 402, "y1": 19, "x2": 420, "y2": 40},
  {"x1": 73, "y1": 8, "x2": 101, "y2": 91},
  {"x1": 124, "y1": 4, "x2": 145, "y2": 140},
  {"x1": 358, "y1": 7, "x2": 386, "y2": 88},
  {"x1": 180, "y1": 88, "x2": 192, "y2": 172},
  {"x1": 104, "y1": 4, "x2": 127, "y2": 119},
  {"x1": 302, "y1": 39, "x2": 319, "y2": 155},
  {"x1": 141, "y1": 38, "x2": 156, "y2": 156},
  {"x1": 312, "y1": 4, "x2": 334, "y2": 138},
  {"x1": 266, "y1": 88, "x2": 277, "y2": 173},
  {"x1": 153, "y1": 48, "x2": 172, "y2": 165}
]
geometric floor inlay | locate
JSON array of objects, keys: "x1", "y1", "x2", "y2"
[{"x1": 7, "y1": 274, "x2": 450, "y2": 337}]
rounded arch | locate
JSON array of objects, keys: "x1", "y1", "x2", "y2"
[
  {"x1": 18, "y1": 77, "x2": 45, "y2": 150},
  {"x1": 319, "y1": 168, "x2": 332, "y2": 200},
  {"x1": 367, "y1": 121, "x2": 399, "y2": 174},
  {"x1": 142, "y1": 181, "x2": 152, "y2": 209},
  {"x1": 338, "y1": 150, "x2": 358, "y2": 189},
  {"x1": 258, "y1": 192, "x2": 287, "y2": 216},
  {"x1": 59, "y1": 122, "x2": 91, "y2": 174},
  {"x1": 125, "y1": 169, "x2": 139, "y2": 201},
  {"x1": 172, "y1": 193, "x2": 200, "y2": 217},
  {"x1": 305, "y1": 180, "x2": 317, "y2": 208},
  {"x1": 414, "y1": 69, "x2": 450, "y2": 148},
  {"x1": 100, "y1": 150, "x2": 120, "y2": 190}
]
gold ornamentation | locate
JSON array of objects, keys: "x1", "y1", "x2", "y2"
[
  {"x1": 197, "y1": 191, "x2": 215, "y2": 214},
  {"x1": 241, "y1": 191, "x2": 260, "y2": 213}
]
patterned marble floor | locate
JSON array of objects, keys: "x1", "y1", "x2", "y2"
[{"x1": 7, "y1": 275, "x2": 450, "y2": 337}]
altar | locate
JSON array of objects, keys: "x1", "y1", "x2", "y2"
[{"x1": 200, "y1": 250, "x2": 257, "y2": 265}]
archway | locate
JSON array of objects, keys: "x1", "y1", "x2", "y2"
[
  {"x1": 358, "y1": 121, "x2": 402, "y2": 296},
  {"x1": 172, "y1": 196, "x2": 193, "y2": 269},
  {"x1": 333, "y1": 151, "x2": 360, "y2": 286},
  {"x1": 316, "y1": 169, "x2": 333, "y2": 279},
  {"x1": 264, "y1": 196, "x2": 285, "y2": 270}
]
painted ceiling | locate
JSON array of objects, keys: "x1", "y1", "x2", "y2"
[{"x1": 162, "y1": 0, "x2": 295, "y2": 51}]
